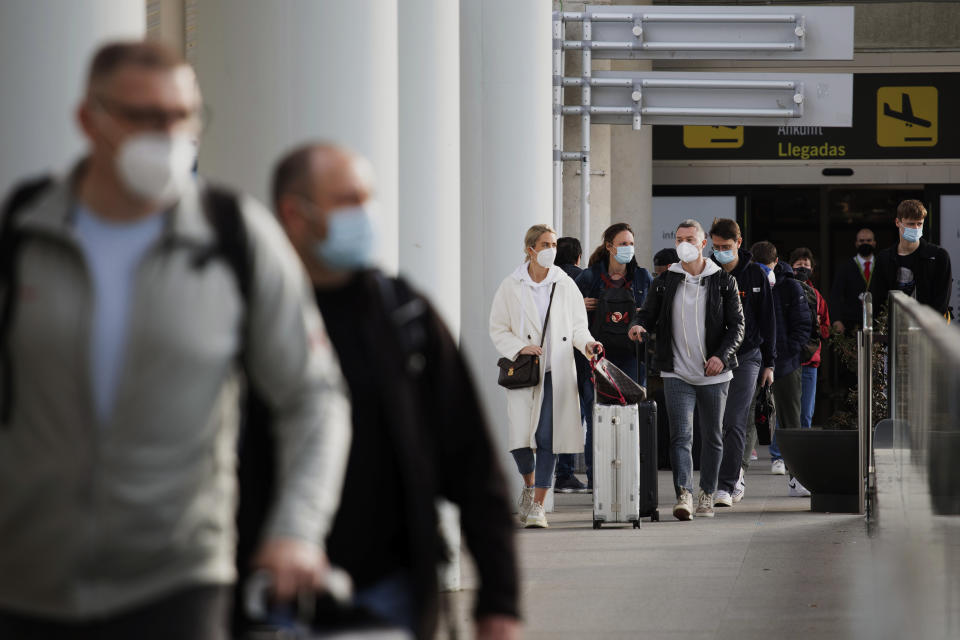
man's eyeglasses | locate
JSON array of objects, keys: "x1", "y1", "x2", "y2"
[{"x1": 93, "y1": 96, "x2": 210, "y2": 133}]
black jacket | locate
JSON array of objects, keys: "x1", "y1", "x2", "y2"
[
  {"x1": 558, "y1": 262, "x2": 583, "y2": 280},
  {"x1": 871, "y1": 239, "x2": 953, "y2": 316},
  {"x1": 632, "y1": 266, "x2": 745, "y2": 375},
  {"x1": 830, "y1": 256, "x2": 872, "y2": 331},
  {"x1": 771, "y1": 262, "x2": 812, "y2": 378},
  {"x1": 235, "y1": 272, "x2": 518, "y2": 639},
  {"x1": 711, "y1": 249, "x2": 777, "y2": 370}
]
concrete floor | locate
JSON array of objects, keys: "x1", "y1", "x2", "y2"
[
  {"x1": 446, "y1": 447, "x2": 873, "y2": 639},
  {"x1": 444, "y1": 445, "x2": 960, "y2": 639}
]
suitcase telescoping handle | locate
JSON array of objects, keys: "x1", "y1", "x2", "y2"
[{"x1": 244, "y1": 567, "x2": 354, "y2": 628}]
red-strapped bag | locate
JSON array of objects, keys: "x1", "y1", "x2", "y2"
[{"x1": 590, "y1": 347, "x2": 646, "y2": 406}]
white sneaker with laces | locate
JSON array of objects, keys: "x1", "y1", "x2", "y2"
[
  {"x1": 771, "y1": 459, "x2": 786, "y2": 475},
  {"x1": 788, "y1": 477, "x2": 812, "y2": 497},
  {"x1": 517, "y1": 487, "x2": 535, "y2": 525},
  {"x1": 525, "y1": 502, "x2": 549, "y2": 528},
  {"x1": 732, "y1": 468, "x2": 746, "y2": 503},
  {"x1": 750, "y1": 449, "x2": 759, "y2": 461},
  {"x1": 714, "y1": 490, "x2": 733, "y2": 508},
  {"x1": 695, "y1": 490, "x2": 715, "y2": 518},
  {"x1": 673, "y1": 489, "x2": 693, "y2": 521}
]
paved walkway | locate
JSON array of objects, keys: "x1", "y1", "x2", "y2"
[{"x1": 448, "y1": 447, "x2": 874, "y2": 639}]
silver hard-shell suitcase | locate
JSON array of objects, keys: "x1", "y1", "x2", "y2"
[{"x1": 592, "y1": 401, "x2": 642, "y2": 529}]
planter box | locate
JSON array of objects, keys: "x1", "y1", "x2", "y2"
[{"x1": 775, "y1": 428, "x2": 860, "y2": 513}]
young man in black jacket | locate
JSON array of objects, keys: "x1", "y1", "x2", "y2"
[
  {"x1": 830, "y1": 228, "x2": 876, "y2": 334},
  {"x1": 268, "y1": 143, "x2": 520, "y2": 640},
  {"x1": 708, "y1": 220, "x2": 776, "y2": 507},
  {"x1": 871, "y1": 199, "x2": 953, "y2": 318},
  {"x1": 629, "y1": 220, "x2": 745, "y2": 520},
  {"x1": 751, "y1": 242, "x2": 812, "y2": 488}
]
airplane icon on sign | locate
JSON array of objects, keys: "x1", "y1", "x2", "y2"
[{"x1": 882, "y1": 93, "x2": 931, "y2": 128}]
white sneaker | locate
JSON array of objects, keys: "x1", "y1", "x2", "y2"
[
  {"x1": 525, "y1": 502, "x2": 549, "y2": 528},
  {"x1": 517, "y1": 487, "x2": 535, "y2": 525},
  {"x1": 771, "y1": 459, "x2": 786, "y2": 475},
  {"x1": 732, "y1": 468, "x2": 746, "y2": 503},
  {"x1": 695, "y1": 490, "x2": 715, "y2": 518},
  {"x1": 673, "y1": 489, "x2": 693, "y2": 521},
  {"x1": 788, "y1": 477, "x2": 812, "y2": 497},
  {"x1": 714, "y1": 490, "x2": 733, "y2": 508},
  {"x1": 750, "y1": 449, "x2": 759, "y2": 461}
]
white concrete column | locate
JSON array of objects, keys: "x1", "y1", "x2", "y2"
[
  {"x1": 460, "y1": 0, "x2": 554, "y2": 508},
  {"x1": 398, "y1": 0, "x2": 463, "y2": 592},
  {"x1": 0, "y1": 1, "x2": 145, "y2": 197},
  {"x1": 398, "y1": 0, "x2": 461, "y2": 335},
  {"x1": 192, "y1": 0, "x2": 400, "y2": 272}
]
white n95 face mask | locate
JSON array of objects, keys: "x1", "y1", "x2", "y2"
[
  {"x1": 116, "y1": 132, "x2": 196, "y2": 204},
  {"x1": 676, "y1": 241, "x2": 700, "y2": 264},
  {"x1": 536, "y1": 247, "x2": 557, "y2": 268}
]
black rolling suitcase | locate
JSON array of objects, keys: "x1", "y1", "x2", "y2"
[
  {"x1": 638, "y1": 344, "x2": 660, "y2": 522},
  {"x1": 637, "y1": 399, "x2": 660, "y2": 521}
]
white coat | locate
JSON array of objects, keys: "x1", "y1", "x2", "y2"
[{"x1": 489, "y1": 263, "x2": 595, "y2": 453}]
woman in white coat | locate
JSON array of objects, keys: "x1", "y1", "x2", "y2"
[{"x1": 489, "y1": 224, "x2": 600, "y2": 528}]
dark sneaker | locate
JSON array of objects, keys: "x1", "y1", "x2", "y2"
[{"x1": 554, "y1": 474, "x2": 587, "y2": 494}]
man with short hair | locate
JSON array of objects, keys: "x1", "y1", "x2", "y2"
[
  {"x1": 0, "y1": 42, "x2": 351, "y2": 638},
  {"x1": 653, "y1": 247, "x2": 679, "y2": 277},
  {"x1": 708, "y1": 219, "x2": 776, "y2": 507},
  {"x1": 789, "y1": 247, "x2": 831, "y2": 431},
  {"x1": 629, "y1": 220, "x2": 744, "y2": 520},
  {"x1": 750, "y1": 242, "x2": 811, "y2": 487},
  {"x1": 831, "y1": 228, "x2": 876, "y2": 334},
  {"x1": 871, "y1": 199, "x2": 953, "y2": 317},
  {"x1": 270, "y1": 143, "x2": 520, "y2": 639},
  {"x1": 554, "y1": 236, "x2": 590, "y2": 493}
]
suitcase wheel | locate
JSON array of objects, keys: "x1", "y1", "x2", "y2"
[
  {"x1": 651, "y1": 510, "x2": 660, "y2": 522},
  {"x1": 592, "y1": 520, "x2": 602, "y2": 530}
]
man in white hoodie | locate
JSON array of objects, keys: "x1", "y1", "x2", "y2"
[{"x1": 629, "y1": 220, "x2": 745, "y2": 520}]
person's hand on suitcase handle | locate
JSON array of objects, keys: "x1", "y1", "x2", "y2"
[
  {"x1": 586, "y1": 341, "x2": 602, "y2": 358},
  {"x1": 477, "y1": 614, "x2": 521, "y2": 640},
  {"x1": 252, "y1": 537, "x2": 339, "y2": 603},
  {"x1": 628, "y1": 325, "x2": 646, "y2": 342}
]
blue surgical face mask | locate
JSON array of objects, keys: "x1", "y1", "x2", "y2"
[
  {"x1": 312, "y1": 204, "x2": 377, "y2": 270},
  {"x1": 614, "y1": 245, "x2": 635, "y2": 264},
  {"x1": 901, "y1": 224, "x2": 922, "y2": 243},
  {"x1": 713, "y1": 249, "x2": 736, "y2": 265}
]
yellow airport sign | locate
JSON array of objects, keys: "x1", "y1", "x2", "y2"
[
  {"x1": 683, "y1": 126, "x2": 744, "y2": 149},
  {"x1": 876, "y1": 86, "x2": 937, "y2": 147}
]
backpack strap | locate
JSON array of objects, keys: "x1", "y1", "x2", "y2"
[
  {"x1": 0, "y1": 176, "x2": 54, "y2": 426},
  {"x1": 374, "y1": 272, "x2": 429, "y2": 369},
  {"x1": 199, "y1": 185, "x2": 252, "y2": 308}
]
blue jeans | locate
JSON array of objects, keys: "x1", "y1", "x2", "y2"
[
  {"x1": 511, "y1": 373, "x2": 557, "y2": 489},
  {"x1": 717, "y1": 348, "x2": 762, "y2": 493},
  {"x1": 800, "y1": 365, "x2": 818, "y2": 428},
  {"x1": 354, "y1": 571, "x2": 415, "y2": 632},
  {"x1": 663, "y1": 377, "x2": 730, "y2": 496}
]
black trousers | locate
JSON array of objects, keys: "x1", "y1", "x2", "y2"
[{"x1": 0, "y1": 585, "x2": 229, "y2": 640}]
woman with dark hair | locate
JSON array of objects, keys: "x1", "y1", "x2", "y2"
[
  {"x1": 575, "y1": 223, "x2": 653, "y2": 384},
  {"x1": 574, "y1": 224, "x2": 652, "y2": 490}
]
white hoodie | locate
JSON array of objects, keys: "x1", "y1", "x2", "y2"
[
  {"x1": 661, "y1": 259, "x2": 734, "y2": 386},
  {"x1": 513, "y1": 262, "x2": 564, "y2": 372}
]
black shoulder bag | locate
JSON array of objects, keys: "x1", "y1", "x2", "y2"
[{"x1": 497, "y1": 283, "x2": 556, "y2": 389}]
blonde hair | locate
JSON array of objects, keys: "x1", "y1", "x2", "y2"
[{"x1": 523, "y1": 224, "x2": 557, "y2": 261}]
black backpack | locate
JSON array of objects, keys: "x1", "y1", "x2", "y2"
[
  {"x1": 797, "y1": 280, "x2": 821, "y2": 361},
  {"x1": 591, "y1": 273, "x2": 637, "y2": 353}
]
